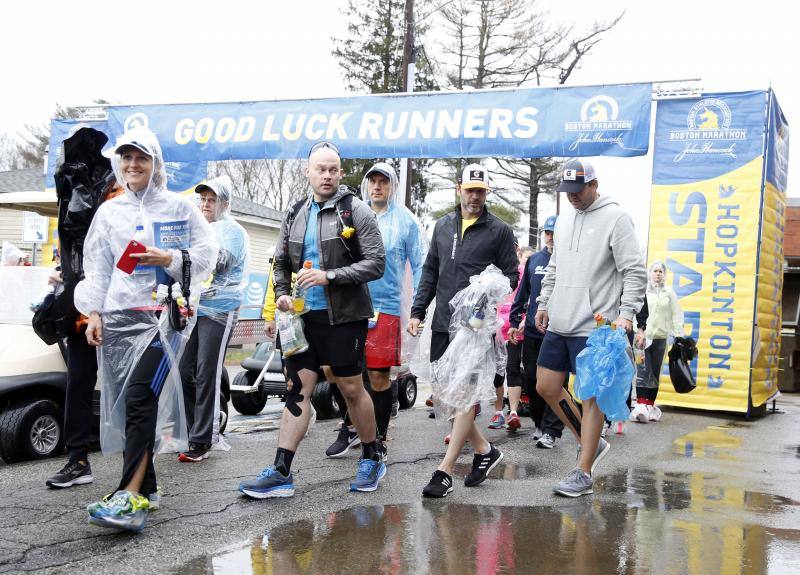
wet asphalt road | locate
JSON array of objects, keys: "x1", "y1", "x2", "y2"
[{"x1": 1, "y1": 387, "x2": 799, "y2": 574}]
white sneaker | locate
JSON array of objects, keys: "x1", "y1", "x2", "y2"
[
  {"x1": 537, "y1": 433, "x2": 556, "y2": 449},
  {"x1": 532, "y1": 427, "x2": 543, "y2": 441},
  {"x1": 647, "y1": 405, "x2": 662, "y2": 422},
  {"x1": 601, "y1": 421, "x2": 611, "y2": 438},
  {"x1": 630, "y1": 403, "x2": 649, "y2": 424}
]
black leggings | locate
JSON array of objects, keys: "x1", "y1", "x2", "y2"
[{"x1": 117, "y1": 333, "x2": 173, "y2": 497}]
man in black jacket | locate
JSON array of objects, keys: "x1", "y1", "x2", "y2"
[
  {"x1": 408, "y1": 163, "x2": 518, "y2": 498},
  {"x1": 239, "y1": 141, "x2": 387, "y2": 499}
]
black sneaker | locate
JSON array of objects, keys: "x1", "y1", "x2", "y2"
[
  {"x1": 46, "y1": 459, "x2": 94, "y2": 489},
  {"x1": 325, "y1": 427, "x2": 361, "y2": 458},
  {"x1": 422, "y1": 470, "x2": 454, "y2": 498},
  {"x1": 178, "y1": 443, "x2": 211, "y2": 463},
  {"x1": 464, "y1": 444, "x2": 503, "y2": 487}
]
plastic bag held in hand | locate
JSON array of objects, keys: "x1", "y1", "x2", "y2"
[
  {"x1": 574, "y1": 321, "x2": 635, "y2": 422},
  {"x1": 668, "y1": 336, "x2": 698, "y2": 393},
  {"x1": 431, "y1": 265, "x2": 511, "y2": 418}
]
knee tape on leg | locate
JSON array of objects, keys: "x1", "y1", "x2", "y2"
[
  {"x1": 284, "y1": 365, "x2": 305, "y2": 418},
  {"x1": 559, "y1": 398, "x2": 581, "y2": 437}
]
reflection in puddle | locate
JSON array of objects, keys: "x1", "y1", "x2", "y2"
[
  {"x1": 673, "y1": 423, "x2": 743, "y2": 459},
  {"x1": 176, "y1": 469, "x2": 800, "y2": 575},
  {"x1": 451, "y1": 462, "x2": 536, "y2": 480}
]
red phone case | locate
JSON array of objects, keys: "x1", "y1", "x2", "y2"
[{"x1": 116, "y1": 240, "x2": 147, "y2": 274}]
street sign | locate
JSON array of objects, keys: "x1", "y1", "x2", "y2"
[{"x1": 23, "y1": 211, "x2": 49, "y2": 243}]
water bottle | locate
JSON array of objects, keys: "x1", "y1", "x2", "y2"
[
  {"x1": 292, "y1": 261, "x2": 313, "y2": 314},
  {"x1": 467, "y1": 293, "x2": 488, "y2": 331}
]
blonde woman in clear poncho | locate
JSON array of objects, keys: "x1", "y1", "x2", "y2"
[
  {"x1": 630, "y1": 260, "x2": 684, "y2": 424},
  {"x1": 74, "y1": 127, "x2": 216, "y2": 532}
]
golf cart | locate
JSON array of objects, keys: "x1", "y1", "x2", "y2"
[
  {"x1": 0, "y1": 265, "x2": 231, "y2": 464},
  {"x1": 230, "y1": 340, "x2": 418, "y2": 418}
]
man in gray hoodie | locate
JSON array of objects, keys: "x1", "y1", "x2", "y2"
[{"x1": 534, "y1": 158, "x2": 646, "y2": 497}]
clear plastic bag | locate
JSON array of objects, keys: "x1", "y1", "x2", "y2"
[
  {"x1": 574, "y1": 325, "x2": 635, "y2": 422},
  {"x1": 276, "y1": 310, "x2": 309, "y2": 357},
  {"x1": 431, "y1": 265, "x2": 511, "y2": 418}
]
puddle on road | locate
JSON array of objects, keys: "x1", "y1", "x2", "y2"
[
  {"x1": 672, "y1": 423, "x2": 743, "y2": 460},
  {"x1": 175, "y1": 469, "x2": 800, "y2": 575},
  {"x1": 451, "y1": 462, "x2": 538, "y2": 480}
]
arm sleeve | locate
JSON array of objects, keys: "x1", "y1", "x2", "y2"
[
  {"x1": 405, "y1": 212, "x2": 427, "y2": 294},
  {"x1": 73, "y1": 212, "x2": 113, "y2": 315},
  {"x1": 670, "y1": 289, "x2": 684, "y2": 336},
  {"x1": 536, "y1": 246, "x2": 557, "y2": 310},
  {"x1": 262, "y1": 259, "x2": 277, "y2": 321},
  {"x1": 410, "y1": 222, "x2": 440, "y2": 321},
  {"x1": 509, "y1": 260, "x2": 531, "y2": 329},
  {"x1": 610, "y1": 214, "x2": 647, "y2": 323},
  {"x1": 272, "y1": 211, "x2": 294, "y2": 299},
  {"x1": 497, "y1": 226, "x2": 520, "y2": 290},
  {"x1": 331, "y1": 200, "x2": 385, "y2": 285},
  {"x1": 636, "y1": 296, "x2": 649, "y2": 330}
]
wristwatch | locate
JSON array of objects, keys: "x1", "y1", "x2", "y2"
[{"x1": 325, "y1": 269, "x2": 336, "y2": 283}]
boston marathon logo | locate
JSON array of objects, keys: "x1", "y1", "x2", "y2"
[
  {"x1": 564, "y1": 95, "x2": 632, "y2": 151},
  {"x1": 670, "y1": 98, "x2": 747, "y2": 162}
]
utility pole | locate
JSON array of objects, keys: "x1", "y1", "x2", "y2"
[{"x1": 399, "y1": 0, "x2": 415, "y2": 209}]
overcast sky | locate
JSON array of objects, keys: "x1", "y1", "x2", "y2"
[{"x1": 1, "y1": 0, "x2": 795, "y2": 245}]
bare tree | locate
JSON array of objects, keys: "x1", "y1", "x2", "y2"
[
  {"x1": 0, "y1": 133, "x2": 28, "y2": 171},
  {"x1": 431, "y1": 0, "x2": 623, "y2": 245},
  {"x1": 209, "y1": 159, "x2": 308, "y2": 212}
]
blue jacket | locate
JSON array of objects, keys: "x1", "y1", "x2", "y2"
[
  {"x1": 510, "y1": 248, "x2": 551, "y2": 339},
  {"x1": 367, "y1": 203, "x2": 426, "y2": 316}
]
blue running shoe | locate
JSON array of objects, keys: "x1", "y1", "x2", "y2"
[
  {"x1": 349, "y1": 458, "x2": 387, "y2": 492},
  {"x1": 238, "y1": 466, "x2": 295, "y2": 499},
  {"x1": 87, "y1": 490, "x2": 149, "y2": 532}
]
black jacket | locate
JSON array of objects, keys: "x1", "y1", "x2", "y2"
[
  {"x1": 510, "y1": 248, "x2": 551, "y2": 339},
  {"x1": 273, "y1": 188, "x2": 385, "y2": 325},
  {"x1": 411, "y1": 206, "x2": 519, "y2": 333}
]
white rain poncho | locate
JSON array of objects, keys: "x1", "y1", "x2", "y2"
[
  {"x1": 193, "y1": 175, "x2": 250, "y2": 448},
  {"x1": 430, "y1": 265, "x2": 511, "y2": 418},
  {"x1": 360, "y1": 163, "x2": 427, "y2": 366},
  {"x1": 74, "y1": 126, "x2": 217, "y2": 455}
]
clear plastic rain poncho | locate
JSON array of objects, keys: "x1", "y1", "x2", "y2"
[
  {"x1": 193, "y1": 175, "x2": 250, "y2": 448},
  {"x1": 74, "y1": 126, "x2": 217, "y2": 455},
  {"x1": 430, "y1": 265, "x2": 511, "y2": 418},
  {"x1": 360, "y1": 163, "x2": 427, "y2": 366}
]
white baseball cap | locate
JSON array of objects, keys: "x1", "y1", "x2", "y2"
[{"x1": 460, "y1": 163, "x2": 490, "y2": 190}]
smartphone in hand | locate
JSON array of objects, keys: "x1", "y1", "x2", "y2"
[{"x1": 116, "y1": 240, "x2": 147, "y2": 274}]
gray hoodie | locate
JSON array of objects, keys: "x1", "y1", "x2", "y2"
[{"x1": 536, "y1": 195, "x2": 646, "y2": 337}]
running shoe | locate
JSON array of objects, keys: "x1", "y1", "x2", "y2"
[
  {"x1": 87, "y1": 490, "x2": 149, "y2": 532},
  {"x1": 46, "y1": 459, "x2": 93, "y2": 489},
  {"x1": 615, "y1": 421, "x2": 626, "y2": 435},
  {"x1": 648, "y1": 405, "x2": 662, "y2": 422},
  {"x1": 464, "y1": 444, "x2": 503, "y2": 487},
  {"x1": 325, "y1": 427, "x2": 361, "y2": 458},
  {"x1": 238, "y1": 466, "x2": 295, "y2": 499},
  {"x1": 532, "y1": 427, "x2": 543, "y2": 441},
  {"x1": 630, "y1": 403, "x2": 649, "y2": 423},
  {"x1": 506, "y1": 412, "x2": 522, "y2": 431},
  {"x1": 553, "y1": 468, "x2": 593, "y2": 497},
  {"x1": 148, "y1": 488, "x2": 162, "y2": 511},
  {"x1": 537, "y1": 433, "x2": 556, "y2": 449},
  {"x1": 349, "y1": 458, "x2": 386, "y2": 492},
  {"x1": 178, "y1": 442, "x2": 211, "y2": 463},
  {"x1": 422, "y1": 470, "x2": 454, "y2": 498},
  {"x1": 601, "y1": 421, "x2": 612, "y2": 438},
  {"x1": 488, "y1": 412, "x2": 506, "y2": 429}
]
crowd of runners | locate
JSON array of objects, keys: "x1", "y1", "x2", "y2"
[{"x1": 38, "y1": 125, "x2": 683, "y2": 532}]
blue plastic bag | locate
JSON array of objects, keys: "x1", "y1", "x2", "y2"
[{"x1": 574, "y1": 325, "x2": 634, "y2": 421}]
